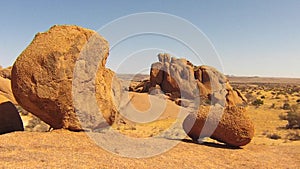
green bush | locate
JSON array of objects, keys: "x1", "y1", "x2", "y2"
[
  {"x1": 285, "y1": 105, "x2": 300, "y2": 129},
  {"x1": 282, "y1": 103, "x2": 291, "y2": 110},
  {"x1": 252, "y1": 99, "x2": 264, "y2": 107}
]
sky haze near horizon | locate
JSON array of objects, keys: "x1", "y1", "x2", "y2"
[{"x1": 0, "y1": 0, "x2": 299, "y2": 78}]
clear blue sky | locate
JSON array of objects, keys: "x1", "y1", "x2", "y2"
[{"x1": 0, "y1": 0, "x2": 299, "y2": 77}]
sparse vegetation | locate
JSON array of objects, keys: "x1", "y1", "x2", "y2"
[
  {"x1": 16, "y1": 105, "x2": 29, "y2": 115},
  {"x1": 279, "y1": 104, "x2": 300, "y2": 129},
  {"x1": 282, "y1": 103, "x2": 291, "y2": 110},
  {"x1": 245, "y1": 93, "x2": 255, "y2": 102},
  {"x1": 286, "y1": 131, "x2": 300, "y2": 141},
  {"x1": 252, "y1": 99, "x2": 264, "y2": 107},
  {"x1": 25, "y1": 115, "x2": 50, "y2": 132},
  {"x1": 267, "y1": 133, "x2": 281, "y2": 140},
  {"x1": 231, "y1": 81, "x2": 300, "y2": 144}
]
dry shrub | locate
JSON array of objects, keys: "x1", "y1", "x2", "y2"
[
  {"x1": 245, "y1": 93, "x2": 255, "y2": 102},
  {"x1": 282, "y1": 103, "x2": 291, "y2": 110},
  {"x1": 280, "y1": 104, "x2": 300, "y2": 129},
  {"x1": 286, "y1": 131, "x2": 300, "y2": 141},
  {"x1": 25, "y1": 115, "x2": 50, "y2": 132},
  {"x1": 267, "y1": 133, "x2": 281, "y2": 140},
  {"x1": 252, "y1": 99, "x2": 264, "y2": 107}
]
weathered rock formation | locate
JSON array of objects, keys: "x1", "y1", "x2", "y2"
[
  {"x1": 11, "y1": 25, "x2": 120, "y2": 131},
  {"x1": 0, "y1": 95, "x2": 24, "y2": 134},
  {"x1": 0, "y1": 77, "x2": 17, "y2": 104},
  {"x1": 0, "y1": 66, "x2": 12, "y2": 79},
  {"x1": 148, "y1": 53, "x2": 246, "y2": 106},
  {"x1": 130, "y1": 53, "x2": 254, "y2": 146}
]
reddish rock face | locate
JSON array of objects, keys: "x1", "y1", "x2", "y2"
[
  {"x1": 183, "y1": 106, "x2": 254, "y2": 147},
  {"x1": 11, "y1": 25, "x2": 119, "y2": 131},
  {"x1": 149, "y1": 53, "x2": 247, "y2": 106},
  {"x1": 150, "y1": 62, "x2": 163, "y2": 86}
]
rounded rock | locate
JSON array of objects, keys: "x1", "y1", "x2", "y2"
[{"x1": 11, "y1": 25, "x2": 118, "y2": 131}]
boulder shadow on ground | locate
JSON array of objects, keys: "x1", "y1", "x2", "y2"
[{"x1": 179, "y1": 138, "x2": 242, "y2": 150}]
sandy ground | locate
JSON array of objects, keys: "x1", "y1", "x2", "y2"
[{"x1": 0, "y1": 130, "x2": 299, "y2": 169}]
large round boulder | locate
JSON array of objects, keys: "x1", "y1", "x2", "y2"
[
  {"x1": 11, "y1": 25, "x2": 119, "y2": 131},
  {"x1": 183, "y1": 105, "x2": 254, "y2": 146}
]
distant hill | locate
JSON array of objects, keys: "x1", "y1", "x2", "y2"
[
  {"x1": 227, "y1": 76, "x2": 300, "y2": 85},
  {"x1": 117, "y1": 74, "x2": 300, "y2": 85}
]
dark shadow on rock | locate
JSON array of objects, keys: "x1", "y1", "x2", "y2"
[{"x1": 0, "y1": 101, "x2": 24, "y2": 134}]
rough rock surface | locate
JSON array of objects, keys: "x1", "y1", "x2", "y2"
[
  {"x1": 130, "y1": 53, "x2": 254, "y2": 146},
  {"x1": 0, "y1": 77, "x2": 17, "y2": 104},
  {"x1": 0, "y1": 66, "x2": 12, "y2": 79},
  {"x1": 183, "y1": 105, "x2": 254, "y2": 146},
  {"x1": 0, "y1": 95, "x2": 24, "y2": 134},
  {"x1": 148, "y1": 53, "x2": 246, "y2": 106},
  {"x1": 11, "y1": 25, "x2": 119, "y2": 131}
]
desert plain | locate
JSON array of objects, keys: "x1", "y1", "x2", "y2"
[{"x1": 0, "y1": 74, "x2": 299, "y2": 168}]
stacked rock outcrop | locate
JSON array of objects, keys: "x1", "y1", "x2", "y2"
[{"x1": 131, "y1": 53, "x2": 254, "y2": 146}]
